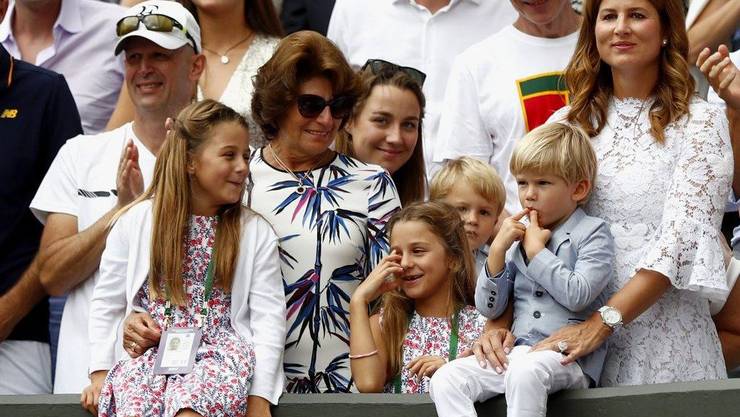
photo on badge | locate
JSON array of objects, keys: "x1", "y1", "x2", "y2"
[{"x1": 153, "y1": 327, "x2": 201, "y2": 375}]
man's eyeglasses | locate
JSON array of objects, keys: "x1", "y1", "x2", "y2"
[
  {"x1": 361, "y1": 59, "x2": 426, "y2": 86},
  {"x1": 296, "y1": 94, "x2": 355, "y2": 119},
  {"x1": 116, "y1": 14, "x2": 198, "y2": 52}
]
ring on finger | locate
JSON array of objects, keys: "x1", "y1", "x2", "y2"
[
  {"x1": 384, "y1": 273, "x2": 396, "y2": 282},
  {"x1": 130, "y1": 341, "x2": 137, "y2": 351},
  {"x1": 557, "y1": 340, "x2": 568, "y2": 353}
]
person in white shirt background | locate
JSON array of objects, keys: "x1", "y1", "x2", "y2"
[
  {"x1": 327, "y1": 0, "x2": 517, "y2": 176},
  {"x1": 433, "y1": 0, "x2": 582, "y2": 218}
]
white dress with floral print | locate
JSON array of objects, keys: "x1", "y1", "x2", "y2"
[
  {"x1": 98, "y1": 216, "x2": 255, "y2": 417},
  {"x1": 383, "y1": 305, "x2": 486, "y2": 393}
]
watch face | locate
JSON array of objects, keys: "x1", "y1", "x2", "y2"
[{"x1": 604, "y1": 308, "x2": 621, "y2": 324}]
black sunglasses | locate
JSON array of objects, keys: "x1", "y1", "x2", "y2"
[
  {"x1": 116, "y1": 14, "x2": 198, "y2": 53},
  {"x1": 361, "y1": 59, "x2": 426, "y2": 86},
  {"x1": 296, "y1": 94, "x2": 355, "y2": 119}
]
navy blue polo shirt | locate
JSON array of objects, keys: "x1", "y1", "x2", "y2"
[{"x1": 0, "y1": 44, "x2": 82, "y2": 343}]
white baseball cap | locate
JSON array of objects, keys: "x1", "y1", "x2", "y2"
[{"x1": 114, "y1": 0, "x2": 201, "y2": 55}]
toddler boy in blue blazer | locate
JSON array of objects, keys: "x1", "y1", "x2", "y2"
[{"x1": 430, "y1": 123, "x2": 615, "y2": 417}]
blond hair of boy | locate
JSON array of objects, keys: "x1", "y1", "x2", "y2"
[
  {"x1": 430, "y1": 156, "x2": 506, "y2": 215},
  {"x1": 510, "y1": 123, "x2": 597, "y2": 205}
]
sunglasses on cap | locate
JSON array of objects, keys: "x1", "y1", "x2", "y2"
[
  {"x1": 296, "y1": 94, "x2": 355, "y2": 119},
  {"x1": 116, "y1": 14, "x2": 198, "y2": 52},
  {"x1": 361, "y1": 59, "x2": 426, "y2": 86}
]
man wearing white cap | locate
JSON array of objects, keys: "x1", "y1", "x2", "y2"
[{"x1": 28, "y1": 0, "x2": 204, "y2": 394}]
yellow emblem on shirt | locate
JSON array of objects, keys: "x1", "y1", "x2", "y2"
[{"x1": 1, "y1": 109, "x2": 18, "y2": 119}]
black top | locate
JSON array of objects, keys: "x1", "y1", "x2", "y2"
[
  {"x1": 0, "y1": 44, "x2": 83, "y2": 343},
  {"x1": 280, "y1": 0, "x2": 336, "y2": 36}
]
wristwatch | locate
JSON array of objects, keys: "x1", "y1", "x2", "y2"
[{"x1": 598, "y1": 306, "x2": 623, "y2": 330}]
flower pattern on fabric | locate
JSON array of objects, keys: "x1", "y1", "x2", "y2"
[
  {"x1": 550, "y1": 97, "x2": 731, "y2": 386},
  {"x1": 383, "y1": 305, "x2": 486, "y2": 393},
  {"x1": 98, "y1": 216, "x2": 255, "y2": 417},
  {"x1": 247, "y1": 150, "x2": 401, "y2": 393}
]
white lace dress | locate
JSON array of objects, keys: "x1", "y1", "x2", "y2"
[
  {"x1": 551, "y1": 97, "x2": 732, "y2": 385},
  {"x1": 197, "y1": 34, "x2": 279, "y2": 149}
]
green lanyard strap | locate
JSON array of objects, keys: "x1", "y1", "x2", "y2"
[
  {"x1": 163, "y1": 251, "x2": 215, "y2": 328},
  {"x1": 392, "y1": 310, "x2": 460, "y2": 393}
]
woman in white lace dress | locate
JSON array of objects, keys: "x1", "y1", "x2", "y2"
[{"x1": 532, "y1": 0, "x2": 732, "y2": 385}]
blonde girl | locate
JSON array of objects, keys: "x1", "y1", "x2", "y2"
[
  {"x1": 349, "y1": 201, "x2": 485, "y2": 393},
  {"x1": 83, "y1": 100, "x2": 286, "y2": 417}
]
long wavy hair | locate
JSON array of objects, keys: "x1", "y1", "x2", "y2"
[
  {"x1": 180, "y1": 0, "x2": 284, "y2": 37},
  {"x1": 122, "y1": 100, "x2": 249, "y2": 304},
  {"x1": 379, "y1": 201, "x2": 476, "y2": 380},
  {"x1": 336, "y1": 67, "x2": 426, "y2": 206},
  {"x1": 565, "y1": 0, "x2": 693, "y2": 143}
]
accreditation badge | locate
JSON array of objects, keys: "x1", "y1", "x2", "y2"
[{"x1": 153, "y1": 327, "x2": 201, "y2": 375}]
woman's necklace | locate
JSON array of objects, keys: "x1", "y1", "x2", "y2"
[
  {"x1": 268, "y1": 144, "x2": 327, "y2": 195},
  {"x1": 201, "y1": 31, "x2": 254, "y2": 64}
]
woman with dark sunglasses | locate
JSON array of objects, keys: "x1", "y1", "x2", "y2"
[
  {"x1": 335, "y1": 60, "x2": 427, "y2": 206},
  {"x1": 246, "y1": 31, "x2": 401, "y2": 393}
]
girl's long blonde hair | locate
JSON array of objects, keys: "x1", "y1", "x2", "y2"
[
  {"x1": 565, "y1": 0, "x2": 693, "y2": 143},
  {"x1": 124, "y1": 99, "x2": 249, "y2": 304},
  {"x1": 379, "y1": 201, "x2": 476, "y2": 379}
]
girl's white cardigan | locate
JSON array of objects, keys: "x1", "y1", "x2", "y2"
[{"x1": 88, "y1": 200, "x2": 286, "y2": 404}]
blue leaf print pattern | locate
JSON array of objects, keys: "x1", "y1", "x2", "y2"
[{"x1": 247, "y1": 150, "x2": 400, "y2": 392}]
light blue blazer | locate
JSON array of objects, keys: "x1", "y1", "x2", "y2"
[{"x1": 475, "y1": 207, "x2": 615, "y2": 385}]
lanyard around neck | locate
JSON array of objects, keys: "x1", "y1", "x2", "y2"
[
  {"x1": 163, "y1": 251, "x2": 215, "y2": 328},
  {"x1": 392, "y1": 309, "x2": 460, "y2": 393}
]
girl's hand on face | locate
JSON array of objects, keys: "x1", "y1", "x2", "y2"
[
  {"x1": 406, "y1": 355, "x2": 447, "y2": 380},
  {"x1": 352, "y1": 251, "x2": 403, "y2": 305},
  {"x1": 491, "y1": 209, "x2": 528, "y2": 253}
]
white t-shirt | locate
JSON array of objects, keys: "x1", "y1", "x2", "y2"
[
  {"x1": 30, "y1": 122, "x2": 156, "y2": 393},
  {"x1": 434, "y1": 25, "x2": 579, "y2": 215},
  {"x1": 327, "y1": 0, "x2": 517, "y2": 175}
]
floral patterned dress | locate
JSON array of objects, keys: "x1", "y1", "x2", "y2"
[
  {"x1": 247, "y1": 150, "x2": 401, "y2": 393},
  {"x1": 98, "y1": 216, "x2": 255, "y2": 417},
  {"x1": 382, "y1": 305, "x2": 486, "y2": 393}
]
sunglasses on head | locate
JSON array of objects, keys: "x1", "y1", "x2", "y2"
[
  {"x1": 116, "y1": 14, "x2": 198, "y2": 52},
  {"x1": 296, "y1": 94, "x2": 355, "y2": 119},
  {"x1": 361, "y1": 59, "x2": 426, "y2": 86}
]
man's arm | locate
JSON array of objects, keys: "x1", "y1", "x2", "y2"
[
  {"x1": 37, "y1": 210, "x2": 117, "y2": 296},
  {"x1": 38, "y1": 140, "x2": 144, "y2": 296},
  {"x1": 0, "y1": 258, "x2": 44, "y2": 341}
]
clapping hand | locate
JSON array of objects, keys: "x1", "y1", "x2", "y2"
[
  {"x1": 116, "y1": 139, "x2": 144, "y2": 208},
  {"x1": 697, "y1": 45, "x2": 740, "y2": 110}
]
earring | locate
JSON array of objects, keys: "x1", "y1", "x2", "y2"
[{"x1": 662, "y1": 39, "x2": 668, "y2": 47}]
